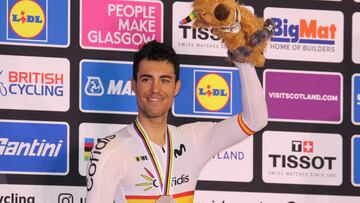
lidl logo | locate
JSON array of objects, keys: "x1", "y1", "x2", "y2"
[
  {"x1": 195, "y1": 72, "x2": 230, "y2": 112},
  {"x1": 1, "y1": 0, "x2": 69, "y2": 47},
  {"x1": 9, "y1": 0, "x2": 45, "y2": 39},
  {"x1": 7, "y1": 0, "x2": 47, "y2": 41},
  {"x1": 173, "y1": 65, "x2": 241, "y2": 119}
]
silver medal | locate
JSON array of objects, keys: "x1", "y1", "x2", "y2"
[{"x1": 156, "y1": 195, "x2": 176, "y2": 203}]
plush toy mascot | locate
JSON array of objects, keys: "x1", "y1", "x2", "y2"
[{"x1": 181, "y1": 0, "x2": 275, "y2": 67}]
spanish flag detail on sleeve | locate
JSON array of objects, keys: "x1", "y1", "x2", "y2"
[{"x1": 237, "y1": 114, "x2": 255, "y2": 136}]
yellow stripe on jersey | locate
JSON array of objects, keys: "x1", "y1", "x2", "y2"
[
  {"x1": 237, "y1": 114, "x2": 255, "y2": 135},
  {"x1": 126, "y1": 191, "x2": 194, "y2": 203}
]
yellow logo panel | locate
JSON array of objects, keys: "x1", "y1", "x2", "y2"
[
  {"x1": 9, "y1": 0, "x2": 45, "y2": 38},
  {"x1": 196, "y1": 73, "x2": 230, "y2": 111}
]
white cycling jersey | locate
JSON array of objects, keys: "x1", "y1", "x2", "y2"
[{"x1": 86, "y1": 63, "x2": 268, "y2": 203}]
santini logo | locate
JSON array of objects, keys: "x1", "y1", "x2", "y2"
[{"x1": 0, "y1": 138, "x2": 63, "y2": 157}]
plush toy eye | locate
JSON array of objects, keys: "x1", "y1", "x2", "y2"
[{"x1": 214, "y1": 3, "x2": 230, "y2": 21}]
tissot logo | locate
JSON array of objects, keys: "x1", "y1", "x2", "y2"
[
  {"x1": 263, "y1": 131, "x2": 342, "y2": 186},
  {"x1": 292, "y1": 140, "x2": 313, "y2": 153}
]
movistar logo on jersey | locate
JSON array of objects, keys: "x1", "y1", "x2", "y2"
[
  {"x1": 80, "y1": 60, "x2": 137, "y2": 114},
  {"x1": 7, "y1": 0, "x2": 47, "y2": 41},
  {"x1": 173, "y1": 65, "x2": 242, "y2": 119},
  {"x1": 0, "y1": 120, "x2": 69, "y2": 175}
]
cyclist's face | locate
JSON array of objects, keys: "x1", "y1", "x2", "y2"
[{"x1": 132, "y1": 59, "x2": 181, "y2": 119}]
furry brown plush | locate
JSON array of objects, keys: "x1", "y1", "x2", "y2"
[{"x1": 184, "y1": 0, "x2": 274, "y2": 67}]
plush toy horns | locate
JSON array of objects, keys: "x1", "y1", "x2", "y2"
[{"x1": 179, "y1": 11, "x2": 197, "y2": 25}]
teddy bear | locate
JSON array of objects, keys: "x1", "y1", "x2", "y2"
[{"x1": 180, "y1": 0, "x2": 274, "y2": 67}]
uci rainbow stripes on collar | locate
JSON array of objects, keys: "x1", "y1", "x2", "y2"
[{"x1": 133, "y1": 119, "x2": 174, "y2": 196}]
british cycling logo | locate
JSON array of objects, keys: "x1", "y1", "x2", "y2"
[
  {"x1": 8, "y1": 0, "x2": 47, "y2": 41},
  {"x1": 0, "y1": 70, "x2": 7, "y2": 96},
  {"x1": 195, "y1": 71, "x2": 231, "y2": 114},
  {"x1": 85, "y1": 76, "x2": 104, "y2": 96},
  {"x1": 0, "y1": 193, "x2": 35, "y2": 203}
]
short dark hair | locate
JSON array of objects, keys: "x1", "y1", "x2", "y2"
[{"x1": 133, "y1": 40, "x2": 179, "y2": 81}]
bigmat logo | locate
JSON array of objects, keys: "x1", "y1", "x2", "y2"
[
  {"x1": 352, "y1": 74, "x2": 360, "y2": 125},
  {"x1": 264, "y1": 7, "x2": 344, "y2": 63},
  {"x1": 262, "y1": 131, "x2": 342, "y2": 186},
  {"x1": 0, "y1": 120, "x2": 69, "y2": 175},
  {"x1": 352, "y1": 135, "x2": 360, "y2": 187},
  {"x1": 198, "y1": 136, "x2": 253, "y2": 182},
  {"x1": 79, "y1": 123, "x2": 125, "y2": 176},
  {"x1": 80, "y1": 60, "x2": 136, "y2": 114},
  {"x1": 264, "y1": 69, "x2": 342, "y2": 124},
  {"x1": 352, "y1": 13, "x2": 360, "y2": 64},
  {"x1": 0, "y1": 55, "x2": 70, "y2": 112},
  {"x1": 173, "y1": 65, "x2": 241, "y2": 119},
  {"x1": 80, "y1": 0, "x2": 163, "y2": 51},
  {"x1": 1, "y1": 0, "x2": 70, "y2": 47},
  {"x1": 172, "y1": 2, "x2": 253, "y2": 57}
]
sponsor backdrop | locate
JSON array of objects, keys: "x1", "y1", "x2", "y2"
[{"x1": 0, "y1": 0, "x2": 359, "y2": 202}]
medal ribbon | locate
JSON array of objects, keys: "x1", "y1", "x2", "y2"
[{"x1": 133, "y1": 119, "x2": 173, "y2": 195}]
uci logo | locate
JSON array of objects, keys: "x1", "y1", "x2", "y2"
[
  {"x1": 9, "y1": 0, "x2": 45, "y2": 38},
  {"x1": 196, "y1": 73, "x2": 230, "y2": 111}
]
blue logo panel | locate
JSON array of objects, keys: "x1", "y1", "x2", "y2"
[
  {"x1": 1, "y1": 0, "x2": 69, "y2": 47},
  {"x1": 173, "y1": 65, "x2": 242, "y2": 119},
  {"x1": 0, "y1": 120, "x2": 68, "y2": 175},
  {"x1": 80, "y1": 60, "x2": 137, "y2": 114},
  {"x1": 353, "y1": 74, "x2": 360, "y2": 124},
  {"x1": 353, "y1": 136, "x2": 360, "y2": 186}
]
